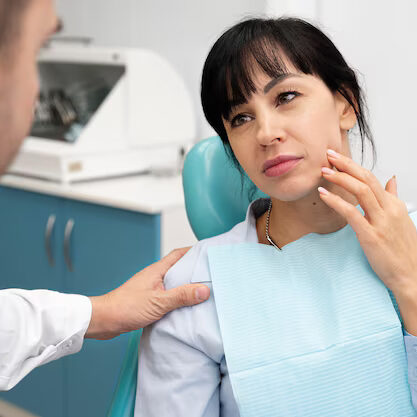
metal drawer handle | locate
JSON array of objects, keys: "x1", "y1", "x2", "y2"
[
  {"x1": 64, "y1": 219, "x2": 75, "y2": 272},
  {"x1": 45, "y1": 215, "x2": 56, "y2": 267}
]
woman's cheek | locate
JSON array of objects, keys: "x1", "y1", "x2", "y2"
[{"x1": 229, "y1": 137, "x2": 251, "y2": 168}]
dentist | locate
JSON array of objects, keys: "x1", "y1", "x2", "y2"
[{"x1": 0, "y1": 0, "x2": 210, "y2": 391}]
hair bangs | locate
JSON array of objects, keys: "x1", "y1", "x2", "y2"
[{"x1": 220, "y1": 35, "x2": 292, "y2": 121}]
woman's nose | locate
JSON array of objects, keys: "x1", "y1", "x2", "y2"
[{"x1": 255, "y1": 114, "x2": 284, "y2": 146}]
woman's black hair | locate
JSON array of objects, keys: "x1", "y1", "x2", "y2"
[{"x1": 201, "y1": 17, "x2": 376, "y2": 176}]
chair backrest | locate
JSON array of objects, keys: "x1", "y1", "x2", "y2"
[
  {"x1": 106, "y1": 136, "x2": 265, "y2": 417},
  {"x1": 183, "y1": 136, "x2": 267, "y2": 240}
]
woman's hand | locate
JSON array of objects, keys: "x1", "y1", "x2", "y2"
[{"x1": 319, "y1": 149, "x2": 417, "y2": 334}]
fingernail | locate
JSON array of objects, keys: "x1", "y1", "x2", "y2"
[
  {"x1": 321, "y1": 167, "x2": 335, "y2": 175},
  {"x1": 327, "y1": 149, "x2": 340, "y2": 158},
  {"x1": 318, "y1": 186, "x2": 329, "y2": 195},
  {"x1": 196, "y1": 286, "x2": 210, "y2": 301}
]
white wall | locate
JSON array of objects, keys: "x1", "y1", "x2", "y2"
[
  {"x1": 56, "y1": 0, "x2": 417, "y2": 205},
  {"x1": 317, "y1": 0, "x2": 417, "y2": 206},
  {"x1": 55, "y1": 0, "x2": 266, "y2": 141},
  {"x1": 266, "y1": 0, "x2": 318, "y2": 20},
  {"x1": 266, "y1": 0, "x2": 416, "y2": 205}
]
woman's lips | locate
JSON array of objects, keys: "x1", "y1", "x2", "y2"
[{"x1": 264, "y1": 158, "x2": 303, "y2": 177}]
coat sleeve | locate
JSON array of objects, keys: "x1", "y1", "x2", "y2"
[
  {"x1": 134, "y1": 244, "x2": 221, "y2": 417},
  {"x1": 0, "y1": 289, "x2": 91, "y2": 391}
]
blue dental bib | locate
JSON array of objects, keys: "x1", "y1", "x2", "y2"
[{"x1": 208, "y1": 220, "x2": 416, "y2": 417}]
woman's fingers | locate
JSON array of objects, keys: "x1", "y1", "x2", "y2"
[
  {"x1": 326, "y1": 149, "x2": 389, "y2": 209},
  {"x1": 318, "y1": 185, "x2": 374, "y2": 239},
  {"x1": 385, "y1": 175, "x2": 398, "y2": 197},
  {"x1": 321, "y1": 166, "x2": 383, "y2": 221}
]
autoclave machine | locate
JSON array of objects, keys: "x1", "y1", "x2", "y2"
[{"x1": 8, "y1": 44, "x2": 196, "y2": 183}]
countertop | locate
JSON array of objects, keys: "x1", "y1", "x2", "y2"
[
  {"x1": 0, "y1": 173, "x2": 186, "y2": 214},
  {"x1": 2, "y1": 173, "x2": 415, "y2": 215}
]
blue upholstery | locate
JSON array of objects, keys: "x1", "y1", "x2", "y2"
[
  {"x1": 183, "y1": 136, "x2": 267, "y2": 240},
  {"x1": 106, "y1": 136, "x2": 265, "y2": 416},
  {"x1": 106, "y1": 330, "x2": 141, "y2": 417}
]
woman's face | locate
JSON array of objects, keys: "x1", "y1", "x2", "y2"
[{"x1": 222, "y1": 64, "x2": 356, "y2": 202}]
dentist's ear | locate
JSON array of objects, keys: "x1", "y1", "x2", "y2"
[{"x1": 336, "y1": 91, "x2": 357, "y2": 131}]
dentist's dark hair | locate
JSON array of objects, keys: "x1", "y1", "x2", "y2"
[
  {"x1": 0, "y1": 0, "x2": 31, "y2": 55},
  {"x1": 201, "y1": 17, "x2": 376, "y2": 173}
]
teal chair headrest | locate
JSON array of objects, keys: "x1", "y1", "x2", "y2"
[{"x1": 183, "y1": 136, "x2": 268, "y2": 240}]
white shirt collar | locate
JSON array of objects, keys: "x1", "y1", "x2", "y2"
[{"x1": 243, "y1": 198, "x2": 270, "y2": 243}]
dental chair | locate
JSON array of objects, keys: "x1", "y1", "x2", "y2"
[
  {"x1": 106, "y1": 136, "x2": 417, "y2": 417},
  {"x1": 106, "y1": 136, "x2": 266, "y2": 417}
]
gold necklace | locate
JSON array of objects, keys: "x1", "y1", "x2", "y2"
[{"x1": 265, "y1": 199, "x2": 282, "y2": 251}]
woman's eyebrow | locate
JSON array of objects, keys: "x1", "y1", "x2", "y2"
[
  {"x1": 226, "y1": 73, "x2": 303, "y2": 118},
  {"x1": 263, "y1": 73, "x2": 302, "y2": 94}
]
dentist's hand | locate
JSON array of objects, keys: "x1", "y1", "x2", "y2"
[{"x1": 85, "y1": 248, "x2": 210, "y2": 340}]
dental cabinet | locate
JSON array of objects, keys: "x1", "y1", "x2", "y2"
[{"x1": 0, "y1": 174, "x2": 195, "y2": 417}]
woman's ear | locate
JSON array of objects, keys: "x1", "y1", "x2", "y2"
[{"x1": 336, "y1": 91, "x2": 357, "y2": 131}]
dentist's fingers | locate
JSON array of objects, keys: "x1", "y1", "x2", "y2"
[
  {"x1": 160, "y1": 284, "x2": 210, "y2": 312},
  {"x1": 146, "y1": 247, "x2": 191, "y2": 280},
  {"x1": 85, "y1": 246, "x2": 202, "y2": 339}
]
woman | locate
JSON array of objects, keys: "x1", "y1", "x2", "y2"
[{"x1": 134, "y1": 17, "x2": 417, "y2": 416}]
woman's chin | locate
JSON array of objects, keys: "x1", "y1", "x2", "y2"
[{"x1": 260, "y1": 177, "x2": 322, "y2": 202}]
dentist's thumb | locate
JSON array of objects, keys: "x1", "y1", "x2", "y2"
[{"x1": 161, "y1": 284, "x2": 210, "y2": 312}]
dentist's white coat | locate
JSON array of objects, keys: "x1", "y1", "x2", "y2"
[{"x1": 0, "y1": 289, "x2": 91, "y2": 391}]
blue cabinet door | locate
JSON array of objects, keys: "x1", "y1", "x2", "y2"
[
  {"x1": 61, "y1": 199, "x2": 160, "y2": 417},
  {"x1": 0, "y1": 186, "x2": 66, "y2": 417},
  {"x1": 0, "y1": 187, "x2": 64, "y2": 290}
]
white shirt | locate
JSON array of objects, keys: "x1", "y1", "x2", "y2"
[
  {"x1": 135, "y1": 199, "x2": 417, "y2": 416},
  {"x1": 0, "y1": 289, "x2": 91, "y2": 391}
]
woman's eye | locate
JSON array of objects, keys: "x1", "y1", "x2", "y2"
[
  {"x1": 230, "y1": 114, "x2": 252, "y2": 127},
  {"x1": 276, "y1": 91, "x2": 298, "y2": 105}
]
